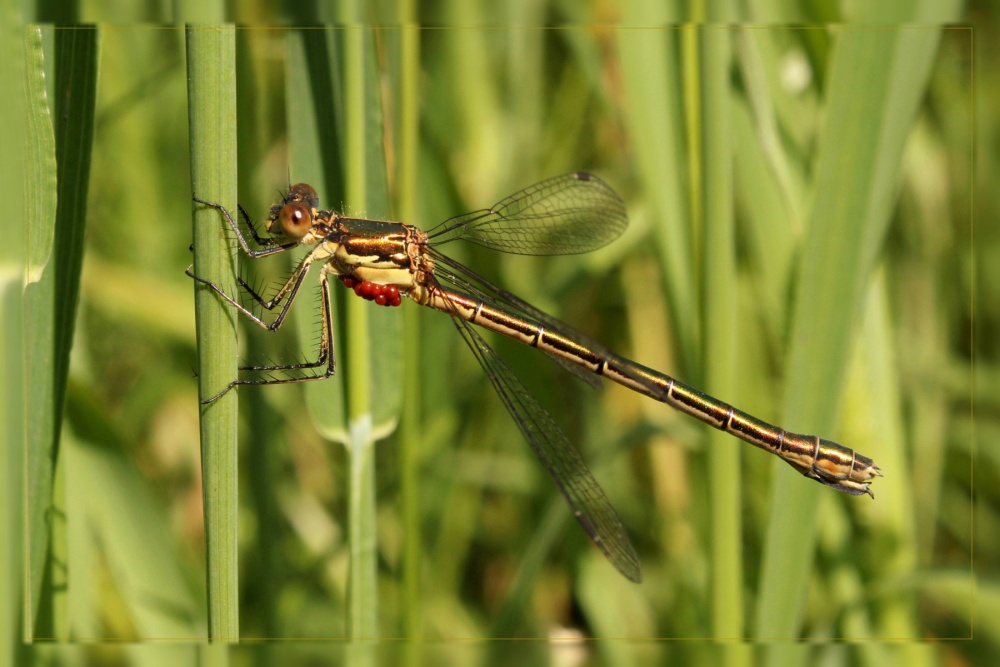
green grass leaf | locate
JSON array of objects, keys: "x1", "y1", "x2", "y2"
[
  {"x1": 2, "y1": 20, "x2": 34, "y2": 655},
  {"x1": 186, "y1": 24, "x2": 239, "y2": 641},
  {"x1": 26, "y1": 25, "x2": 98, "y2": 637},
  {"x1": 756, "y1": 27, "x2": 942, "y2": 647}
]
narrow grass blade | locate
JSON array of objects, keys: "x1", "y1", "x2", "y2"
[
  {"x1": 186, "y1": 24, "x2": 239, "y2": 641},
  {"x1": 755, "y1": 27, "x2": 942, "y2": 648},
  {"x1": 617, "y1": 21, "x2": 699, "y2": 372},
  {"x1": 25, "y1": 25, "x2": 98, "y2": 637},
  {"x1": 732, "y1": 95, "x2": 797, "y2": 348},
  {"x1": 286, "y1": 27, "x2": 349, "y2": 443},
  {"x1": 392, "y1": 13, "x2": 424, "y2": 648},
  {"x1": 358, "y1": 38, "x2": 401, "y2": 438},
  {"x1": 8, "y1": 22, "x2": 49, "y2": 652},
  {"x1": 699, "y1": 26, "x2": 745, "y2": 644},
  {"x1": 835, "y1": 268, "x2": 917, "y2": 644},
  {"x1": 4, "y1": 22, "x2": 40, "y2": 652},
  {"x1": 342, "y1": 25, "x2": 382, "y2": 643}
]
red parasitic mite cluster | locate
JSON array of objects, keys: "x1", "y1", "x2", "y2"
[{"x1": 338, "y1": 275, "x2": 403, "y2": 307}]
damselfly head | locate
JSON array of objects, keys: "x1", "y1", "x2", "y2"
[{"x1": 267, "y1": 183, "x2": 320, "y2": 240}]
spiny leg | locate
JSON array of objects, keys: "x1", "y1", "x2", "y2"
[
  {"x1": 202, "y1": 270, "x2": 338, "y2": 403},
  {"x1": 188, "y1": 196, "x2": 307, "y2": 312},
  {"x1": 234, "y1": 264, "x2": 307, "y2": 313},
  {"x1": 189, "y1": 251, "x2": 316, "y2": 403},
  {"x1": 193, "y1": 196, "x2": 298, "y2": 258},
  {"x1": 236, "y1": 266, "x2": 338, "y2": 374},
  {"x1": 186, "y1": 249, "x2": 318, "y2": 332}
]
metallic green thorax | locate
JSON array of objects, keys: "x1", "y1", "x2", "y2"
[{"x1": 315, "y1": 214, "x2": 430, "y2": 297}]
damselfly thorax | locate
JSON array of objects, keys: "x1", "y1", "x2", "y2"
[{"x1": 259, "y1": 182, "x2": 435, "y2": 303}]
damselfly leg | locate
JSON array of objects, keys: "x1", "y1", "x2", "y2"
[{"x1": 188, "y1": 187, "x2": 337, "y2": 402}]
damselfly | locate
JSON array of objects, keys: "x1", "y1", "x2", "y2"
[{"x1": 189, "y1": 172, "x2": 882, "y2": 583}]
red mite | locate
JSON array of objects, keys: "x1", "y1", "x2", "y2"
[{"x1": 338, "y1": 275, "x2": 402, "y2": 307}]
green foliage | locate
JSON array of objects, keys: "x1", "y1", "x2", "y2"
[
  {"x1": 18, "y1": 10, "x2": 984, "y2": 667},
  {"x1": 25, "y1": 25, "x2": 98, "y2": 639}
]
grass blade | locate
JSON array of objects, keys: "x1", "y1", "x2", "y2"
[
  {"x1": 755, "y1": 27, "x2": 942, "y2": 648},
  {"x1": 342, "y1": 25, "x2": 378, "y2": 643},
  {"x1": 25, "y1": 25, "x2": 98, "y2": 637},
  {"x1": 617, "y1": 21, "x2": 698, "y2": 373},
  {"x1": 392, "y1": 13, "x2": 423, "y2": 648},
  {"x1": 5, "y1": 22, "x2": 43, "y2": 651},
  {"x1": 186, "y1": 24, "x2": 239, "y2": 641},
  {"x1": 699, "y1": 26, "x2": 745, "y2": 645},
  {"x1": 287, "y1": 27, "x2": 349, "y2": 442}
]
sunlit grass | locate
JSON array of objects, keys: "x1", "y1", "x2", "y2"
[{"x1": 18, "y1": 11, "x2": 982, "y2": 667}]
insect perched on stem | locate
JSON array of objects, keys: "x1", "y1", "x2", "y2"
[{"x1": 189, "y1": 172, "x2": 882, "y2": 582}]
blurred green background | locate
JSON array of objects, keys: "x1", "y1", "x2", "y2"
[{"x1": 5, "y1": 0, "x2": 992, "y2": 665}]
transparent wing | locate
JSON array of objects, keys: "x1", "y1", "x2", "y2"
[
  {"x1": 426, "y1": 172, "x2": 628, "y2": 256},
  {"x1": 437, "y1": 282, "x2": 642, "y2": 582},
  {"x1": 430, "y1": 247, "x2": 649, "y2": 390}
]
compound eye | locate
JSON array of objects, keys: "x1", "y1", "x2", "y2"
[{"x1": 279, "y1": 202, "x2": 312, "y2": 239}]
